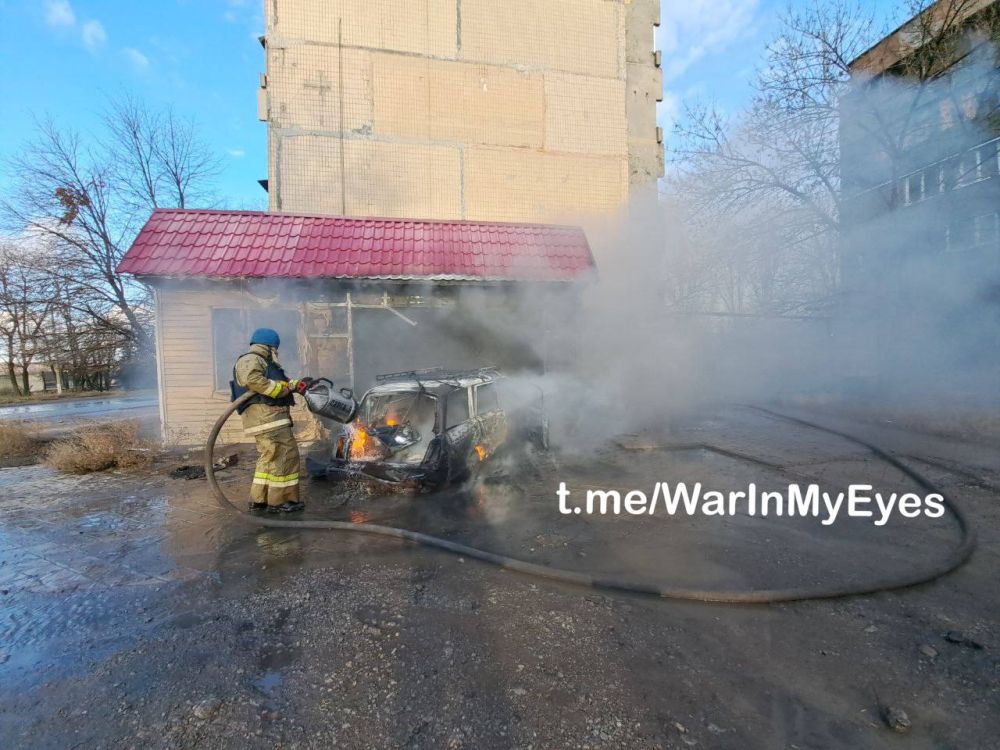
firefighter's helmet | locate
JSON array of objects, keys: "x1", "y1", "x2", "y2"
[{"x1": 250, "y1": 327, "x2": 281, "y2": 348}]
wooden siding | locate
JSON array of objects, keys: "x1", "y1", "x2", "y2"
[{"x1": 155, "y1": 283, "x2": 313, "y2": 446}]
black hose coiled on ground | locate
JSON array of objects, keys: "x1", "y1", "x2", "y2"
[{"x1": 206, "y1": 393, "x2": 975, "y2": 603}]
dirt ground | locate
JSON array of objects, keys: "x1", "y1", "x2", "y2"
[{"x1": 0, "y1": 404, "x2": 998, "y2": 749}]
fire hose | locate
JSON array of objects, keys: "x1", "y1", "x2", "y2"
[{"x1": 205, "y1": 392, "x2": 976, "y2": 604}]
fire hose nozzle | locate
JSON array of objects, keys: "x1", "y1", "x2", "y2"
[
  {"x1": 292, "y1": 377, "x2": 314, "y2": 395},
  {"x1": 301, "y1": 377, "x2": 359, "y2": 423}
]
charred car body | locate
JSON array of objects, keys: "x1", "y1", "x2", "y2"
[{"x1": 305, "y1": 367, "x2": 546, "y2": 490}]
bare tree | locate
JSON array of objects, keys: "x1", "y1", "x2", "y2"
[
  {"x1": 1, "y1": 96, "x2": 219, "y2": 356},
  {"x1": 0, "y1": 243, "x2": 56, "y2": 395},
  {"x1": 666, "y1": 0, "x2": 999, "y2": 315},
  {"x1": 105, "y1": 95, "x2": 219, "y2": 212},
  {"x1": 33, "y1": 268, "x2": 134, "y2": 393}
]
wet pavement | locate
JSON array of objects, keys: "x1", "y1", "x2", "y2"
[
  {"x1": 0, "y1": 394, "x2": 158, "y2": 423},
  {"x1": 0, "y1": 405, "x2": 998, "y2": 748}
]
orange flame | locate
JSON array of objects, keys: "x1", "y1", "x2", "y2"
[
  {"x1": 351, "y1": 424, "x2": 370, "y2": 455},
  {"x1": 385, "y1": 417, "x2": 398, "y2": 427},
  {"x1": 474, "y1": 444, "x2": 487, "y2": 462}
]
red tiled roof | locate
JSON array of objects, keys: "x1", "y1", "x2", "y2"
[{"x1": 117, "y1": 209, "x2": 595, "y2": 282}]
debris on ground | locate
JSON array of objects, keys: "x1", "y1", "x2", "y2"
[
  {"x1": 880, "y1": 705, "x2": 912, "y2": 733},
  {"x1": 919, "y1": 644, "x2": 939, "y2": 659},
  {"x1": 170, "y1": 453, "x2": 239, "y2": 480},
  {"x1": 873, "y1": 686, "x2": 912, "y2": 734},
  {"x1": 192, "y1": 698, "x2": 223, "y2": 721},
  {"x1": 943, "y1": 631, "x2": 984, "y2": 650},
  {"x1": 615, "y1": 434, "x2": 664, "y2": 452}
]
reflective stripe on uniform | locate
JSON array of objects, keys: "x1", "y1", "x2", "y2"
[
  {"x1": 245, "y1": 417, "x2": 292, "y2": 435},
  {"x1": 253, "y1": 471, "x2": 299, "y2": 482},
  {"x1": 253, "y1": 471, "x2": 300, "y2": 488},
  {"x1": 265, "y1": 380, "x2": 285, "y2": 398}
]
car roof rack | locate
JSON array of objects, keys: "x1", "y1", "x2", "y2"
[{"x1": 375, "y1": 366, "x2": 499, "y2": 384}]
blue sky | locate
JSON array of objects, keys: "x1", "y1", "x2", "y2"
[
  {"x1": 658, "y1": 0, "x2": 906, "y2": 136},
  {"x1": 0, "y1": 0, "x2": 269, "y2": 208},
  {"x1": 1, "y1": 0, "x2": 907, "y2": 207}
]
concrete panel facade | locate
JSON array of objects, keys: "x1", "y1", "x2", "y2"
[
  {"x1": 458, "y1": 0, "x2": 624, "y2": 78},
  {"x1": 269, "y1": 0, "x2": 458, "y2": 59},
  {"x1": 544, "y1": 72, "x2": 627, "y2": 155},
  {"x1": 262, "y1": 0, "x2": 662, "y2": 222},
  {"x1": 464, "y1": 147, "x2": 628, "y2": 223},
  {"x1": 372, "y1": 54, "x2": 546, "y2": 149},
  {"x1": 278, "y1": 136, "x2": 463, "y2": 219}
]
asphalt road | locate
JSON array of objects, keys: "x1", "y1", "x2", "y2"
[
  {"x1": 0, "y1": 394, "x2": 158, "y2": 423},
  {"x1": 0, "y1": 404, "x2": 997, "y2": 748}
]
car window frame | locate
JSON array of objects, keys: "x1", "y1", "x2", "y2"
[
  {"x1": 443, "y1": 386, "x2": 472, "y2": 430},
  {"x1": 474, "y1": 382, "x2": 501, "y2": 416}
]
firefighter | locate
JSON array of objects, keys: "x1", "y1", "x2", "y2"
[{"x1": 230, "y1": 328, "x2": 312, "y2": 513}]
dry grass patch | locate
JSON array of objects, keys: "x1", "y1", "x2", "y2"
[
  {"x1": 0, "y1": 422, "x2": 43, "y2": 460},
  {"x1": 44, "y1": 420, "x2": 156, "y2": 474}
]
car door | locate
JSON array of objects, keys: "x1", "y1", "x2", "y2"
[
  {"x1": 472, "y1": 382, "x2": 508, "y2": 460},
  {"x1": 440, "y1": 386, "x2": 476, "y2": 482}
]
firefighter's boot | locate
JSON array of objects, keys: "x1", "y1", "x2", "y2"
[{"x1": 267, "y1": 501, "x2": 305, "y2": 514}]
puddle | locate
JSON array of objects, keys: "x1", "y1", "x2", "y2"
[
  {"x1": 253, "y1": 670, "x2": 284, "y2": 696},
  {"x1": 0, "y1": 396, "x2": 158, "y2": 421}
]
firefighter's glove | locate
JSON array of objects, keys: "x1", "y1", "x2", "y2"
[{"x1": 291, "y1": 377, "x2": 315, "y2": 395}]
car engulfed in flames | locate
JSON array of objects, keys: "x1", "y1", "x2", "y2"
[{"x1": 305, "y1": 367, "x2": 547, "y2": 490}]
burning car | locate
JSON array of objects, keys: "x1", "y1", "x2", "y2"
[{"x1": 305, "y1": 367, "x2": 547, "y2": 490}]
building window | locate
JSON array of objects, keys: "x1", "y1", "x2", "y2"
[
  {"x1": 943, "y1": 215, "x2": 999, "y2": 254},
  {"x1": 973, "y1": 212, "x2": 999, "y2": 248},
  {"x1": 955, "y1": 156, "x2": 971, "y2": 187},
  {"x1": 946, "y1": 220, "x2": 969, "y2": 253},
  {"x1": 983, "y1": 141, "x2": 1000, "y2": 180},
  {"x1": 939, "y1": 99, "x2": 955, "y2": 130},
  {"x1": 212, "y1": 307, "x2": 301, "y2": 392},
  {"x1": 956, "y1": 156, "x2": 972, "y2": 187},
  {"x1": 902, "y1": 172, "x2": 925, "y2": 205},
  {"x1": 213, "y1": 309, "x2": 244, "y2": 392}
]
